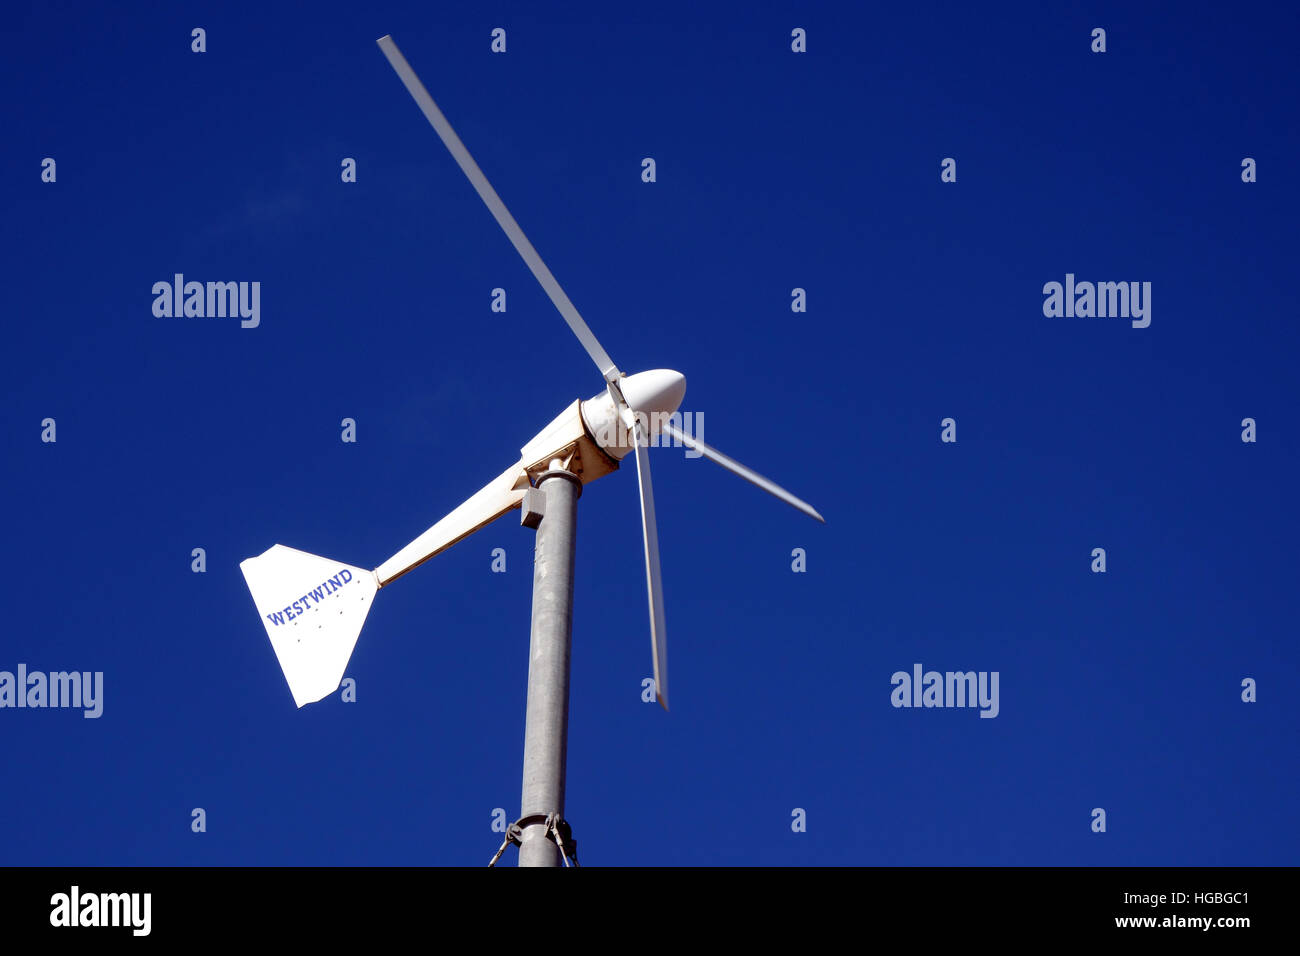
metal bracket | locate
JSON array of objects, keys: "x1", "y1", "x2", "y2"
[
  {"x1": 534, "y1": 466, "x2": 583, "y2": 498},
  {"x1": 487, "y1": 812, "x2": 580, "y2": 867}
]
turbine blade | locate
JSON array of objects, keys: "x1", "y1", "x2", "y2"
[
  {"x1": 627, "y1": 411, "x2": 669, "y2": 710},
  {"x1": 662, "y1": 422, "x2": 825, "y2": 523},
  {"x1": 376, "y1": 35, "x2": 621, "y2": 383}
]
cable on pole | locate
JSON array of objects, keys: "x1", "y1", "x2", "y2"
[{"x1": 486, "y1": 813, "x2": 579, "y2": 867}]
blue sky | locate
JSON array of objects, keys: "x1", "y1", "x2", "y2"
[{"x1": 2, "y1": 0, "x2": 1297, "y2": 865}]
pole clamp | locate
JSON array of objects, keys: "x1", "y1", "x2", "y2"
[
  {"x1": 487, "y1": 812, "x2": 580, "y2": 867},
  {"x1": 534, "y1": 467, "x2": 583, "y2": 498}
]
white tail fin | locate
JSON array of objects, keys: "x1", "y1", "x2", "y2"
[{"x1": 240, "y1": 545, "x2": 378, "y2": 707}]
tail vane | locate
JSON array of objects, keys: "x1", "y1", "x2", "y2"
[{"x1": 240, "y1": 545, "x2": 378, "y2": 707}]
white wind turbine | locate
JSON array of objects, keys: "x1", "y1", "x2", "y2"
[{"x1": 240, "y1": 35, "x2": 824, "y2": 866}]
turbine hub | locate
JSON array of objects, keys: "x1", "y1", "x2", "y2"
[{"x1": 580, "y1": 369, "x2": 686, "y2": 459}]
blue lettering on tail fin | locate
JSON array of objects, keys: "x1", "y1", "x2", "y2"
[
  {"x1": 309, "y1": 586, "x2": 325, "y2": 602},
  {"x1": 266, "y1": 610, "x2": 286, "y2": 626}
]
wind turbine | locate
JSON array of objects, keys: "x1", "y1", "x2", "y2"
[{"x1": 239, "y1": 35, "x2": 824, "y2": 866}]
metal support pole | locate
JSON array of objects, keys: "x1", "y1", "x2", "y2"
[{"x1": 518, "y1": 463, "x2": 581, "y2": 867}]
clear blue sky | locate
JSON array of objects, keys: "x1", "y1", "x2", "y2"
[{"x1": 2, "y1": 0, "x2": 1297, "y2": 865}]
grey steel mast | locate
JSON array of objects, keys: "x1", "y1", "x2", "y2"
[{"x1": 517, "y1": 464, "x2": 581, "y2": 866}]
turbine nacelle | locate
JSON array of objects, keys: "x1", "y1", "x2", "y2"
[{"x1": 581, "y1": 369, "x2": 687, "y2": 460}]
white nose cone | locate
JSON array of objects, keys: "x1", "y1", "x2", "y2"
[
  {"x1": 581, "y1": 369, "x2": 686, "y2": 459},
  {"x1": 621, "y1": 369, "x2": 687, "y2": 420}
]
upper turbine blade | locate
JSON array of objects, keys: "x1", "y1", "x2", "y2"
[
  {"x1": 662, "y1": 422, "x2": 825, "y2": 523},
  {"x1": 376, "y1": 35, "x2": 621, "y2": 384},
  {"x1": 626, "y1": 409, "x2": 669, "y2": 710}
]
